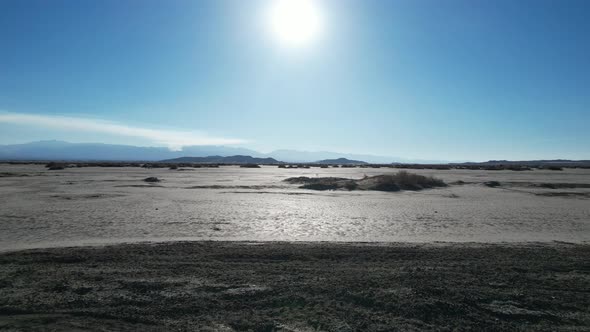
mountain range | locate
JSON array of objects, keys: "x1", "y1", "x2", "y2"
[
  {"x1": 315, "y1": 158, "x2": 368, "y2": 165},
  {"x1": 0, "y1": 141, "x2": 398, "y2": 163},
  {"x1": 161, "y1": 155, "x2": 280, "y2": 164},
  {"x1": 2, "y1": 141, "x2": 588, "y2": 166}
]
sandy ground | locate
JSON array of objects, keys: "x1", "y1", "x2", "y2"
[
  {"x1": 1, "y1": 241, "x2": 589, "y2": 331},
  {"x1": 1, "y1": 165, "x2": 590, "y2": 249}
]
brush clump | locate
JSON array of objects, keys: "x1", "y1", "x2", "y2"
[{"x1": 285, "y1": 171, "x2": 446, "y2": 192}]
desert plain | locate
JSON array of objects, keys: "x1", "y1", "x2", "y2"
[{"x1": 1, "y1": 164, "x2": 589, "y2": 331}]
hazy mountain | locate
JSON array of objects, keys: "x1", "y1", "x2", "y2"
[
  {"x1": 457, "y1": 160, "x2": 590, "y2": 167},
  {"x1": 0, "y1": 141, "x2": 397, "y2": 163},
  {"x1": 0, "y1": 141, "x2": 262, "y2": 161},
  {"x1": 176, "y1": 146, "x2": 264, "y2": 158},
  {"x1": 315, "y1": 158, "x2": 368, "y2": 165},
  {"x1": 266, "y1": 149, "x2": 394, "y2": 164},
  {"x1": 0, "y1": 141, "x2": 587, "y2": 165},
  {"x1": 161, "y1": 155, "x2": 280, "y2": 164}
]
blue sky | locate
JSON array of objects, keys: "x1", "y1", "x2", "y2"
[{"x1": 1, "y1": 0, "x2": 589, "y2": 161}]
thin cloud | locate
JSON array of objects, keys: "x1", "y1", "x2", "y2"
[{"x1": 0, "y1": 112, "x2": 247, "y2": 150}]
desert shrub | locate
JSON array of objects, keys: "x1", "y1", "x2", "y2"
[
  {"x1": 508, "y1": 166, "x2": 532, "y2": 171},
  {"x1": 240, "y1": 164, "x2": 261, "y2": 168},
  {"x1": 539, "y1": 183, "x2": 557, "y2": 189},
  {"x1": 284, "y1": 176, "x2": 312, "y2": 183},
  {"x1": 169, "y1": 165, "x2": 178, "y2": 170},
  {"x1": 370, "y1": 181, "x2": 400, "y2": 192},
  {"x1": 284, "y1": 177, "x2": 348, "y2": 184},
  {"x1": 377, "y1": 171, "x2": 446, "y2": 190},
  {"x1": 46, "y1": 162, "x2": 66, "y2": 170},
  {"x1": 546, "y1": 166, "x2": 563, "y2": 171},
  {"x1": 363, "y1": 172, "x2": 444, "y2": 191},
  {"x1": 285, "y1": 172, "x2": 446, "y2": 192},
  {"x1": 484, "y1": 181, "x2": 501, "y2": 187},
  {"x1": 344, "y1": 181, "x2": 358, "y2": 190},
  {"x1": 143, "y1": 177, "x2": 160, "y2": 183}
]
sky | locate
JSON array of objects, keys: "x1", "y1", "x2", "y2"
[{"x1": 1, "y1": 0, "x2": 589, "y2": 161}]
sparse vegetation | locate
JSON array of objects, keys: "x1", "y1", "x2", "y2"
[
  {"x1": 284, "y1": 176, "x2": 349, "y2": 184},
  {"x1": 509, "y1": 166, "x2": 532, "y2": 171},
  {"x1": 45, "y1": 162, "x2": 66, "y2": 170},
  {"x1": 7, "y1": 160, "x2": 586, "y2": 170},
  {"x1": 343, "y1": 181, "x2": 358, "y2": 190},
  {"x1": 546, "y1": 166, "x2": 564, "y2": 171},
  {"x1": 0, "y1": 172, "x2": 31, "y2": 177},
  {"x1": 239, "y1": 164, "x2": 261, "y2": 168},
  {"x1": 536, "y1": 182, "x2": 590, "y2": 189},
  {"x1": 371, "y1": 171, "x2": 446, "y2": 190},
  {"x1": 285, "y1": 171, "x2": 446, "y2": 192}
]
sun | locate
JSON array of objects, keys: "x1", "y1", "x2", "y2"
[{"x1": 267, "y1": 0, "x2": 323, "y2": 48}]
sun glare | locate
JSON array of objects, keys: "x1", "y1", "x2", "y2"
[{"x1": 267, "y1": 0, "x2": 323, "y2": 48}]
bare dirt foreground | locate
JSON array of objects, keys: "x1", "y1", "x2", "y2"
[{"x1": 1, "y1": 242, "x2": 589, "y2": 331}]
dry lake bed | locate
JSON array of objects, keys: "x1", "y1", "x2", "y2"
[
  {"x1": 1, "y1": 164, "x2": 589, "y2": 249},
  {"x1": 1, "y1": 164, "x2": 589, "y2": 330}
]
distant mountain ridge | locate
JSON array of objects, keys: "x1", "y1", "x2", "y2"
[
  {"x1": 0, "y1": 141, "x2": 263, "y2": 161},
  {"x1": 1, "y1": 141, "x2": 588, "y2": 165},
  {"x1": 268, "y1": 149, "x2": 395, "y2": 164},
  {"x1": 315, "y1": 158, "x2": 367, "y2": 165},
  {"x1": 160, "y1": 155, "x2": 280, "y2": 164},
  {"x1": 457, "y1": 160, "x2": 590, "y2": 167},
  {"x1": 0, "y1": 141, "x2": 395, "y2": 163},
  {"x1": 161, "y1": 156, "x2": 369, "y2": 165}
]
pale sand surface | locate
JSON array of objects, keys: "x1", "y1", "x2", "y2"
[
  {"x1": 1, "y1": 165, "x2": 589, "y2": 330},
  {"x1": 1, "y1": 164, "x2": 589, "y2": 250}
]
